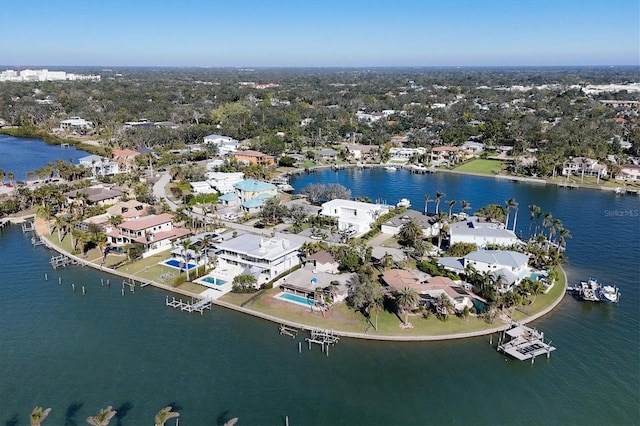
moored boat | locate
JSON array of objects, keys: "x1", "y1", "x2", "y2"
[
  {"x1": 396, "y1": 198, "x2": 411, "y2": 208},
  {"x1": 568, "y1": 277, "x2": 620, "y2": 303}
]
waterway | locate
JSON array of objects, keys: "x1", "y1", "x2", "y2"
[
  {"x1": 1, "y1": 162, "x2": 639, "y2": 425},
  {"x1": 0, "y1": 134, "x2": 89, "y2": 181}
]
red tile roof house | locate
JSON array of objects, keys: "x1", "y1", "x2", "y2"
[
  {"x1": 107, "y1": 213, "x2": 191, "y2": 258},
  {"x1": 111, "y1": 148, "x2": 141, "y2": 172}
]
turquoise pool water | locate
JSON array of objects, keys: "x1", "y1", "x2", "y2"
[
  {"x1": 163, "y1": 259, "x2": 196, "y2": 270},
  {"x1": 276, "y1": 292, "x2": 316, "y2": 307},
  {"x1": 202, "y1": 276, "x2": 226, "y2": 286}
]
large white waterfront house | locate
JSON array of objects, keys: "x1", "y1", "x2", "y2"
[
  {"x1": 448, "y1": 216, "x2": 520, "y2": 248},
  {"x1": 78, "y1": 155, "x2": 120, "y2": 177},
  {"x1": 214, "y1": 233, "x2": 305, "y2": 284},
  {"x1": 439, "y1": 249, "x2": 530, "y2": 292},
  {"x1": 320, "y1": 199, "x2": 390, "y2": 237}
]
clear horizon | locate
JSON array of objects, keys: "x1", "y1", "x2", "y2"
[{"x1": 1, "y1": 0, "x2": 638, "y2": 68}]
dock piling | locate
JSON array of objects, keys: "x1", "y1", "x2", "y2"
[
  {"x1": 82, "y1": 286, "x2": 85, "y2": 295},
  {"x1": 44, "y1": 273, "x2": 48, "y2": 281}
]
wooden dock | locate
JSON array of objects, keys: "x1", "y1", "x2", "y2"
[
  {"x1": 305, "y1": 328, "x2": 340, "y2": 356},
  {"x1": 497, "y1": 323, "x2": 555, "y2": 364},
  {"x1": 21, "y1": 221, "x2": 35, "y2": 233},
  {"x1": 31, "y1": 236, "x2": 45, "y2": 246},
  {"x1": 166, "y1": 296, "x2": 212, "y2": 314},
  {"x1": 279, "y1": 324, "x2": 299, "y2": 338},
  {"x1": 50, "y1": 254, "x2": 76, "y2": 269}
]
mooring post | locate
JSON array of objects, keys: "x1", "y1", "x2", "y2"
[
  {"x1": 101, "y1": 278, "x2": 104, "y2": 286},
  {"x1": 106, "y1": 279, "x2": 110, "y2": 287},
  {"x1": 298, "y1": 342, "x2": 302, "y2": 353},
  {"x1": 72, "y1": 283, "x2": 75, "y2": 291},
  {"x1": 44, "y1": 273, "x2": 48, "y2": 281},
  {"x1": 58, "y1": 277, "x2": 61, "y2": 285},
  {"x1": 121, "y1": 288, "x2": 124, "y2": 296},
  {"x1": 82, "y1": 286, "x2": 85, "y2": 295}
]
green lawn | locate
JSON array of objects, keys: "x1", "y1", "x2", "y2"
[{"x1": 453, "y1": 159, "x2": 506, "y2": 175}]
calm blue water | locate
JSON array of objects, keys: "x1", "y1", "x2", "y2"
[
  {"x1": 0, "y1": 134, "x2": 89, "y2": 180},
  {"x1": 1, "y1": 161, "x2": 639, "y2": 425}
]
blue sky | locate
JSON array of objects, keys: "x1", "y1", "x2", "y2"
[{"x1": 1, "y1": 0, "x2": 638, "y2": 67}]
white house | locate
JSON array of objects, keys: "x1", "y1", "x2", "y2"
[
  {"x1": 381, "y1": 209, "x2": 440, "y2": 238},
  {"x1": 562, "y1": 157, "x2": 608, "y2": 178},
  {"x1": 388, "y1": 147, "x2": 426, "y2": 162},
  {"x1": 448, "y1": 217, "x2": 520, "y2": 248},
  {"x1": 106, "y1": 213, "x2": 191, "y2": 258},
  {"x1": 320, "y1": 199, "x2": 390, "y2": 237},
  {"x1": 205, "y1": 172, "x2": 245, "y2": 194},
  {"x1": 215, "y1": 233, "x2": 305, "y2": 284},
  {"x1": 616, "y1": 164, "x2": 640, "y2": 182},
  {"x1": 60, "y1": 117, "x2": 92, "y2": 131},
  {"x1": 304, "y1": 250, "x2": 339, "y2": 274},
  {"x1": 464, "y1": 250, "x2": 530, "y2": 292},
  {"x1": 78, "y1": 155, "x2": 120, "y2": 177},
  {"x1": 203, "y1": 134, "x2": 239, "y2": 155}
]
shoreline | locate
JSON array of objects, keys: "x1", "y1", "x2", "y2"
[{"x1": 28, "y1": 216, "x2": 567, "y2": 342}]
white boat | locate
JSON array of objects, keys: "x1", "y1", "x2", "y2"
[
  {"x1": 384, "y1": 166, "x2": 397, "y2": 171},
  {"x1": 396, "y1": 198, "x2": 411, "y2": 208},
  {"x1": 596, "y1": 283, "x2": 620, "y2": 303},
  {"x1": 277, "y1": 183, "x2": 295, "y2": 192},
  {"x1": 569, "y1": 277, "x2": 620, "y2": 303}
]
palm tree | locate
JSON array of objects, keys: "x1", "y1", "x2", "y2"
[
  {"x1": 558, "y1": 227, "x2": 572, "y2": 253},
  {"x1": 435, "y1": 191, "x2": 445, "y2": 215},
  {"x1": 460, "y1": 200, "x2": 471, "y2": 215},
  {"x1": 154, "y1": 406, "x2": 180, "y2": 426},
  {"x1": 30, "y1": 406, "x2": 52, "y2": 426},
  {"x1": 434, "y1": 293, "x2": 454, "y2": 320},
  {"x1": 181, "y1": 239, "x2": 192, "y2": 281},
  {"x1": 0, "y1": 168, "x2": 5, "y2": 184},
  {"x1": 528, "y1": 204, "x2": 541, "y2": 238},
  {"x1": 423, "y1": 193, "x2": 431, "y2": 215},
  {"x1": 54, "y1": 214, "x2": 65, "y2": 242},
  {"x1": 446, "y1": 199, "x2": 456, "y2": 219},
  {"x1": 7, "y1": 171, "x2": 15, "y2": 186},
  {"x1": 397, "y1": 286, "x2": 419, "y2": 325},
  {"x1": 542, "y1": 212, "x2": 554, "y2": 241},
  {"x1": 86, "y1": 406, "x2": 117, "y2": 426},
  {"x1": 507, "y1": 198, "x2": 519, "y2": 232}
]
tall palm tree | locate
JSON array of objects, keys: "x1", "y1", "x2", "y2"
[
  {"x1": 528, "y1": 204, "x2": 540, "y2": 238},
  {"x1": 397, "y1": 286, "x2": 419, "y2": 325},
  {"x1": 154, "y1": 406, "x2": 180, "y2": 426},
  {"x1": 7, "y1": 171, "x2": 15, "y2": 186},
  {"x1": 435, "y1": 191, "x2": 445, "y2": 215},
  {"x1": 0, "y1": 168, "x2": 5, "y2": 184},
  {"x1": 434, "y1": 293, "x2": 454, "y2": 320},
  {"x1": 446, "y1": 200, "x2": 456, "y2": 219},
  {"x1": 460, "y1": 200, "x2": 471, "y2": 215},
  {"x1": 558, "y1": 227, "x2": 572, "y2": 253},
  {"x1": 506, "y1": 198, "x2": 519, "y2": 232},
  {"x1": 423, "y1": 193, "x2": 431, "y2": 215},
  {"x1": 86, "y1": 406, "x2": 117, "y2": 426},
  {"x1": 181, "y1": 239, "x2": 192, "y2": 281},
  {"x1": 30, "y1": 406, "x2": 52, "y2": 426},
  {"x1": 542, "y1": 212, "x2": 554, "y2": 241}
]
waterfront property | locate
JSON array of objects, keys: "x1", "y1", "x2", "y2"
[
  {"x1": 233, "y1": 150, "x2": 275, "y2": 166},
  {"x1": 320, "y1": 199, "x2": 390, "y2": 237},
  {"x1": 303, "y1": 250, "x2": 339, "y2": 274},
  {"x1": 274, "y1": 291, "x2": 316, "y2": 308},
  {"x1": 380, "y1": 209, "x2": 440, "y2": 238},
  {"x1": 497, "y1": 323, "x2": 556, "y2": 363},
  {"x1": 107, "y1": 213, "x2": 191, "y2": 258},
  {"x1": 213, "y1": 233, "x2": 305, "y2": 285},
  {"x1": 439, "y1": 250, "x2": 530, "y2": 292},
  {"x1": 77, "y1": 154, "x2": 120, "y2": 176},
  {"x1": 217, "y1": 179, "x2": 278, "y2": 214},
  {"x1": 448, "y1": 216, "x2": 520, "y2": 248}
]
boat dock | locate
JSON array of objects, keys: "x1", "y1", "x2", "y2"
[
  {"x1": 166, "y1": 296, "x2": 212, "y2": 314},
  {"x1": 305, "y1": 328, "x2": 340, "y2": 356},
  {"x1": 50, "y1": 254, "x2": 76, "y2": 269},
  {"x1": 279, "y1": 324, "x2": 299, "y2": 338},
  {"x1": 497, "y1": 323, "x2": 555, "y2": 363}
]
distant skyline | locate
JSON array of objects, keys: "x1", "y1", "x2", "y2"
[{"x1": 1, "y1": 0, "x2": 638, "y2": 68}]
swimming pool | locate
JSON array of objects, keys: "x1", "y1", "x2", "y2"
[
  {"x1": 274, "y1": 292, "x2": 316, "y2": 307},
  {"x1": 201, "y1": 276, "x2": 226, "y2": 286},
  {"x1": 162, "y1": 259, "x2": 197, "y2": 270}
]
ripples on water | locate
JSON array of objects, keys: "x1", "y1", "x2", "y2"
[{"x1": 1, "y1": 168, "x2": 638, "y2": 425}]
